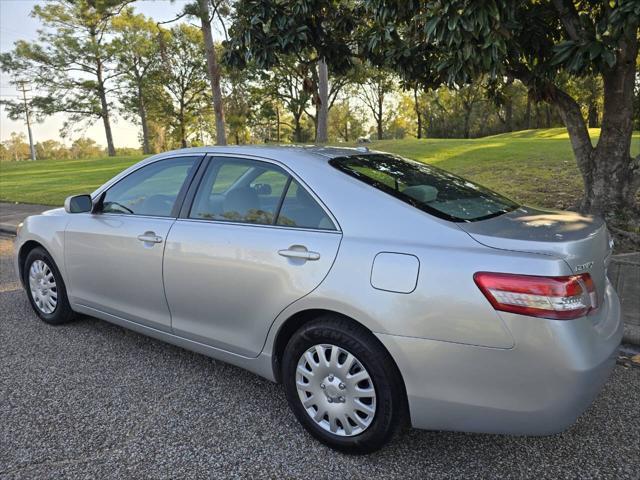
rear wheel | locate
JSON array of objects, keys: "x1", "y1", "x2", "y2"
[
  {"x1": 23, "y1": 247, "x2": 74, "y2": 325},
  {"x1": 282, "y1": 315, "x2": 405, "y2": 453}
]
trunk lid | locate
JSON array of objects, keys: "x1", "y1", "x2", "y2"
[{"x1": 458, "y1": 206, "x2": 613, "y2": 307}]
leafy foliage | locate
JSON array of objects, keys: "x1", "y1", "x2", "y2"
[{"x1": 0, "y1": 1, "x2": 131, "y2": 143}]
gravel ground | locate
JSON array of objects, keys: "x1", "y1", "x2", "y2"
[{"x1": 0, "y1": 234, "x2": 639, "y2": 479}]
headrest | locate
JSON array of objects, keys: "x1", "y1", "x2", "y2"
[{"x1": 402, "y1": 185, "x2": 438, "y2": 203}]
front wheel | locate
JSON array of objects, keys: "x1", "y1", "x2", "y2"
[
  {"x1": 23, "y1": 247, "x2": 75, "y2": 325},
  {"x1": 282, "y1": 316, "x2": 406, "y2": 453}
]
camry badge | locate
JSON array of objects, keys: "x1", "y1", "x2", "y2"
[{"x1": 575, "y1": 261, "x2": 594, "y2": 272}]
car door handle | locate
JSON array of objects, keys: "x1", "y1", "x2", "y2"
[
  {"x1": 137, "y1": 232, "x2": 163, "y2": 244},
  {"x1": 278, "y1": 246, "x2": 320, "y2": 261}
]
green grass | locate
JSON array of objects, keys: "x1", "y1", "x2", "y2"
[
  {"x1": 1, "y1": 128, "x2": 638, "y2": 208},
  {"x1": 0, "y1": 154, "x2": 148, "y2": 206}
]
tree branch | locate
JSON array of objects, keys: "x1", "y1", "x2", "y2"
[
  {"x1": 157, "y1": 11, "x2": 190, "y2": 26},
  {"x1": 551, "y1": 0, "x2": 584, "y2": 42},
  {"x1": 551, "y1": 86, "x2": 594, "y2": 170}
]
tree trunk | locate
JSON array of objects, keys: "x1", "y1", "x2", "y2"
[
  {"x1": 136, "y1": 82, "x2": 151, "y2": 154},
  {"x1": 344, "y1": 119, "x2": 349, "y2": 142},
  {"x1": 505, "y1": 98, "x2": 513, "y2": 132},
  {"x1": 275, "y1": 105, "x2": 280, "y2": 142},
  {"x1": 414, "y1": 87, "x2": 422, "y2": 139},
  {"x1": 581, "y1": 30, "x2": 639, "y2": 217},
  {"x1": 293, "y1": 113, "x2": 303, "y2": 143},
  {"x1": 96, "y1": 61, "x2": 115, "y2": 156},
  {"x1": 315, "y1": 59, "x2": 329, "y2": 143},
  {"x1": 199, "y1": 0, "x2": 226, "y2": 146},
  {"x1": 525, "y1": 95, "x2": 531, "y2": 130},
  {"x1": 545, "y1": 105, "x2": 552, "y2": 128},
  {"x1": 505, "y1": 76, "x2": 514, "y2": 132},
  {"x1": 551, "y1": 40, "x2": 638, "y2": 218},
  {"x1": 463, "y1": 107, "x2": 472, "y2": 139},
  {"x1": 376, "y1": 92, "x2": 383, "y2": 140},
  {"x1": 179, "y1": 103, "x2": 187, "y2": 148}
]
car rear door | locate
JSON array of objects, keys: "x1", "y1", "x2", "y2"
[
  {"x1": 162, "y1": 155, "x2": 342, "y2": 357},
  {"x1": 64, "y1": 155, "x2": 203, "y2": 331}
]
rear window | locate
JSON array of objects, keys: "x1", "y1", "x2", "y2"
[{"x1": 329, "y1": 154, "x2": 519, "y2": 222}]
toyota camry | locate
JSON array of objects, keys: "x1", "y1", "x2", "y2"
[{"x1": 15, "y1": 146, "x2": 622, "y2": 453}]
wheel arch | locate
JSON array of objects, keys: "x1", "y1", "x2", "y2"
[
  {"x1": 18, "y1": 240, "x2": 47, "y2": 286},
  {"x1": 271, "y1": 309, "x2": 408, "y2": 405}
]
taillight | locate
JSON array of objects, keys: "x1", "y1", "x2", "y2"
[{"x1": 473, "y1": 272, "x2": 597, "y2": 320}]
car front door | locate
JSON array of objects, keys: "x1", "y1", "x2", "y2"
[
  {"x1": 64, "y1": 155, "x2": 202, "y2": 331},
  {"x1": 163, "y1": 155, "x2": 342, "y2": 357}
]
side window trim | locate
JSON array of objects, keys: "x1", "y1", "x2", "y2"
[
  {"x1": 272, "y1": 176, "x2": 293, "y2": 226},
  {"x1": 178, "y1": 154, "x2": 340, "y2": 232},
  {"x1": 95, "y1": 154, "x2": 206, "y2": 219},
  {"x1": 178, "y1": 155, "x2": 215, "y2": 219}
]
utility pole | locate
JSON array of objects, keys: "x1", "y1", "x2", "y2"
[{"x1": 16, "y1": 81, "x2": 36, "y2": 160}]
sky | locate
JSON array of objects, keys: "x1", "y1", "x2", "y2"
[{"x1": 0, "y1": 0, "x2": 201, "y2": 149}]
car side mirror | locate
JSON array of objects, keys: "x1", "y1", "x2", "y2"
[{"x1": 64, "y1": 194, "x2": 93, "y2": 214}]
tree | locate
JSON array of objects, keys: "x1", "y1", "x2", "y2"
[
  {"x1": 0, "y1": 143, "x2": 9, "y2": 162},
  {"x1": 328, "y1": 98, "x2": 366, "y2": 142},
  {"x1": 458, "y1": 84, "x2": 484, "y2": 139},
  {"x1": 0, "y1": 0, "x2": 131, "y2": 156},
  {"x1": 411, "y1": 84, "x2": 426, "y2": 139},
  {"x1": 225, "y1": 2, "x2": 356, "y2": 143},
  {"x1": 563, "y1": 75, "x2": 604, "y2": 129},
  {"x1": 0, "y1": 80, "x2": 38, "y2": 160},
  {"x1": 227, "y1": 0, "x2": 640, "y2": 221},
  {"x1": 171, "y1": 0, "x2": 229, "y2": 145},
  {"x1": 111, "y1": 9, "x2": 162, "y2": 154},
  {"x1": 2, "y1": 132, "x2": 30, "y2": 161},
  {"x1": 364, "y1": 1, "x2": 640, "y2": 218},
  {"x1": 35, "y1": 139, "x2": 68, "y2": 160},
  {"x1": 197, "y1": 0, "x2": 227, "y2": 145},
  {"x1": 258, "y1": 58, "x2": 315, "y2": 143},
  {"x1": 69, "y1": 137, "x2": 103, "y2": 159},
  {"x1": 223, "y1": 54, "x2": 254, "y2": 144},
  {"x1": 250, "y1": 97, "x2": 294, "y2": 143},
  {"x1": 356, "y1": 69, "x2": 395, "y2": 140},
  {"x1": 160, "y1": 25, "x2": 211, "y2": 148},
  {"x1": 302, "y1": 63, "x2": 360, "y2": 142}
]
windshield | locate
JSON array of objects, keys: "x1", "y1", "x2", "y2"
[{"x1": 329, "y1": 154, "x2": 519, "y2": 222}]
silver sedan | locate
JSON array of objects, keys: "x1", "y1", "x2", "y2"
[{"x1": 15, "y1": 146, "x2": 622, "y2": 453}]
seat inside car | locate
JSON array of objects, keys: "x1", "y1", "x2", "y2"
[
  {"x1": 279, "y1": 184, "x2": 331, "y2": 229},
  {"x1": 223, "y1": 186, "x2": 260, "y2": 219}
]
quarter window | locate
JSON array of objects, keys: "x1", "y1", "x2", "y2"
[
  {"x1": 277, "y1": 180, "x2": 336, "y2": 230},
  {"x1": 101, "y1": 156, "x2": 197, "y2": 217}
]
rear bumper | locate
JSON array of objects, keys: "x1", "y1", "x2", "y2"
[{"x1": 377, "y1": 282, "x2": 622, "y2": 435}]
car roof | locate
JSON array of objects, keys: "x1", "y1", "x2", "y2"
[{"x1": 149, "y1": 145, "x2": 374, "y2": 165}]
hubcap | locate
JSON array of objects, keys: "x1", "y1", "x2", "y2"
[
  {"x1": 28, "y1": 259, "x2": 57, "y2": 314},
  {"x1": 295, "y1": 344, "x2": 376, "y2": 437}
]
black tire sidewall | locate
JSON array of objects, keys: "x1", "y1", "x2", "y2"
[
  {"x1": 23, "y1": 247, "x2": 73, "y2": 325},
  {"x1": 282, "y1": 317, "x2": 404, "y2": 454}
]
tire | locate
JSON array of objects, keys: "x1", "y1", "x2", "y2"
[
  {"x1": 282, "y1": 315, "x2": 406, "y2": 454},
  {"x1": 23, "y1": 247, "x2": 75, "y2": 325}
]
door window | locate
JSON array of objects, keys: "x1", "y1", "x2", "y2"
[
  {"x1": 190, "y1": 158, "x2": 287, "y2": 225},
  {"x1": 102, "y1": 157, "x2": 197, "y2": 217},
  {"x1": 190, "y1": 157, "x2": 335, "y2": 230}
]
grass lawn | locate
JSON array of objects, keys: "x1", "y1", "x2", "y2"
[{"x1": 1, "y1": 128, "x2": 638, "y2": 208}]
